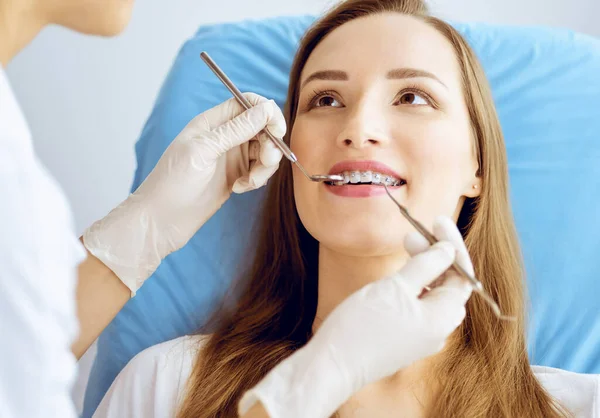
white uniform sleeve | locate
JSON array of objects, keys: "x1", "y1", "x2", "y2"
[
  {"x1": 0, "y1": 68, "x2": 87, "y2": 417},
  {"x1": 92, "y1": 335, "x2": 204, "y2": 418}
]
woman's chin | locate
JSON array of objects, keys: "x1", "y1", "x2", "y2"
[{"x1": 316, "y1": 224, "x2": 408, "y2": 257}]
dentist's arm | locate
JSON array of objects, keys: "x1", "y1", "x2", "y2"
[
  {"x1": 71, "y1": 93, "x2": 286, "y2": 359},
  {"x1": 71, "y1": 245, "x2": 130, "y2": 359},
  {"x1": 238, "y1": 217, "x2": 474, "y2": 418}
]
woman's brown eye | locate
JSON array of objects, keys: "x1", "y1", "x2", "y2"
[
  {"x1": 398, "y1": 92, "x2": 428, "y2": 105},
  {"x1": 316, "y1": 96, "x2": 340, "y2": 107}
]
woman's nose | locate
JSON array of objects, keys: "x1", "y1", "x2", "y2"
[{"x1": 335, "y1": 103, "x2": 391, "y2": 149}]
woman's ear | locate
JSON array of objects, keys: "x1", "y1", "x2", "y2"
[{"x1": 463, "y1": 175, "x2": 482, "y2": 198}]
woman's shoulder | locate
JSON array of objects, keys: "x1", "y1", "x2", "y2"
[
  {"x1": 126, "y1": 333, "x2": 207, "y2": 371},
  {"x1": 532, "y1": 365, "x2": 600, "y2": 417},
  {"x1": 92, "y1": 334, "x2": 208, "y2": 418}
]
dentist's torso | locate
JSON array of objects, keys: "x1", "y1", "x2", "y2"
[{"x1": 0, "y1": 66, "x2": 86, "y2": 418}]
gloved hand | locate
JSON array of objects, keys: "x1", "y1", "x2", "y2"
[
  {"x1": 238, "y1": 216, "x2": 474, "y2": 418},
  {"x1": 83, "y1": 93, "x2": 286, "y2": 295}
]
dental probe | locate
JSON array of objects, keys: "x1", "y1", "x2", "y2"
[{"x1": 382, "y1": 183, "x2": 516, "y2": 322}]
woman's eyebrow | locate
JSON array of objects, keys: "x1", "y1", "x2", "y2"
[
  {"x1": 301, "y1": 70, "x2": 347, "y2": 89},
  {"x1": 300, "y1": 68, "x2": 447, "y2": 90},
  {"x1": 387, "y1": 68, "x2": 447, "y2": 89}
]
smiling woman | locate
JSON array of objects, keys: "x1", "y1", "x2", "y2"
[
  {"x1": 90, "y1": 0, "x2": 597, "y2": 417},
  {"x1": 289, "y1": 10, "x2": 482, "y2": 263}
]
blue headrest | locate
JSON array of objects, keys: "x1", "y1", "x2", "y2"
[{"x1": 82, "y1": 14, "x2": 600, "y2": 417}]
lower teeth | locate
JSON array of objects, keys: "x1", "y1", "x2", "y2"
[{"x1": 326, "y1": 180, "x2": 406, "y2": 186}]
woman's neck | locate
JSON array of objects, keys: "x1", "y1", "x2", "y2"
[
  {"x1": 315, "y1": 245, "x2": 409, "y2": 322},
  {"x1": 0, "y1": 0, "x2": 47, "y2": 66},
  {"x1": 313, "y1": 245, "x2": 443, "y2": 414}
]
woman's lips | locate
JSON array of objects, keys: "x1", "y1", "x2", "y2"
[{"x1": 324, "y1": 183, "x2": 405, "y2": 198}]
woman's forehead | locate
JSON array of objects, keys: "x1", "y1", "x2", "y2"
[{"x1": 300, "y1": 13, "x2": 462, "y2": 92}]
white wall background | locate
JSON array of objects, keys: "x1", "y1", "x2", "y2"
[{"x1": 4, "y1": 0, "x2": 598, "y2": 415}]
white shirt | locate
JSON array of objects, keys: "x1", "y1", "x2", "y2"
[
  {"x1": 94, "y1": 334, "x2": 600, "y2": 418},
  {"x1": 0, "y1": 66, "x2": 87, "y2": 418}
]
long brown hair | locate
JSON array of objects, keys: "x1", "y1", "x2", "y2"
[{"x1": 177, "y1": 1, "x2": 572, "y2": 416}]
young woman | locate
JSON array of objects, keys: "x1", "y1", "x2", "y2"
[{"x1": 93, "y1": 0, "x2": 599, "y2": 417}]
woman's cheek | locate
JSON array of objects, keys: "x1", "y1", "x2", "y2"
[{"x1": 290, "y1": 118, "x2": 335, "y2": 169}]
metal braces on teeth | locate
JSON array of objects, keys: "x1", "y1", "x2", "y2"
[{"x1": 325, "y1": 170, "x2": 406, "y2": 187}]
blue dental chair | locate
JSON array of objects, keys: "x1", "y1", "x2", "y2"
[{"x1": 82, "y1": 14, "x2": 600, "y2": 418}]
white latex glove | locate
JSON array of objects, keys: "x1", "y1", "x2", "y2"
[
  {"x1": 238, "y1": 216, "x2": 474, "y2": 418},
  {"x1": 83, "y1": 93, "x2": 286, "y2": 295}
]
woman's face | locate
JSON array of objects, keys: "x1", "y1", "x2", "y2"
[
  {"x1": 42, "y1": 0, "x2": 135, "y2": 36},
  {"x1": 291, "y1": 12, "x2": 481, "y2": 257}
]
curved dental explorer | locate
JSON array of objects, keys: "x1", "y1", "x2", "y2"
[
  {"x1": 200, "y1": 51, "x2": 343, "y2": 184},
  {"x1": 382, "y1": 183, "x2": 516, "y2": 322}
]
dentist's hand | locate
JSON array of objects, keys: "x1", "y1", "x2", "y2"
[
  {"x1": 238, "y1": 216, "x2": 474, "y2": 418},
  {"x1": 82, "y1": 93, "x2": 286, "y2": 295}
]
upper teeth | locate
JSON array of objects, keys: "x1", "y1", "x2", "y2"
[{"x1": 332, "y1": 170, "x2": 403, "y2": 186}]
